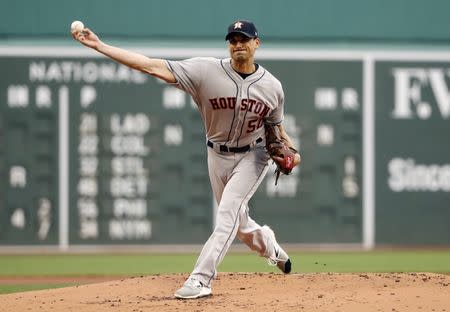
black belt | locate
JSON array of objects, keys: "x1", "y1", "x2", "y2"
[{"x1": 207, "y1": 137, "x2": 263, "y2": 153}]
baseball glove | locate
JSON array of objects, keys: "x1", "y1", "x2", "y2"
[{"x1": 264, "y1": 123, "x2": 298, "y2": 185}]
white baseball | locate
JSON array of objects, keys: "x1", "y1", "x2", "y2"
[{"x1": 71, "y1": 20, "x2": 84, "y2": 33}]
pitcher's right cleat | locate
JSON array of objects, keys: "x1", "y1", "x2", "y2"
[
  {"x1": 262, "y1": 225, "x2": 292, "y2": 274},
  {"x1": 174, "y1": 277, "x2": 212, "y2": 299}
]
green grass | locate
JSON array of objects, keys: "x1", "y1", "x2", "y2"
[
  {"x1": 0, "y1": 251, "x2": 449, "y2": 294},
  {"x1": 0, "y1": 284, "x2": 74, "y2": 295},
  {"x1": 0, "y1": 254, "x2": 198, "y2": 276},
  {"x1": 0, "y1": 251, "x2": 449, "y2": 276},
  {"x1": 223, "y1": 251, "x2": 450, "y2": 273}
]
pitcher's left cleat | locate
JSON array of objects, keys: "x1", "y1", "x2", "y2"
[
  {"x1": 262, "y1": 225, "x2": 292, "y2": 274},
  {"x1": 174, "y1": 277, "x2": 212, "y2": 299}
]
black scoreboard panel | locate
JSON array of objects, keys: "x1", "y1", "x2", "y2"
[
  {"x1": 0, "y1": 57, "x2": 213, "y2": 245},
  {"x1": 0, "y1": 55, "x2": 363, "y2": 246},
  {"x1": 251, "y1": 60, "x2": 363, "y2": 243}
]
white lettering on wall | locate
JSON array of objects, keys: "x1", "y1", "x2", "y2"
[
  {"x1": 163, "y1": 87, "x2": 185, "y2": 109},
  {"x1": 110, "y1": 114, "x2": 151, "y2": 135},
  {"x1": 164, "y1": 124, "x2": 183, "y2": 146},
  {"x1": 342, "y1": 156, "x2": 359, "y2": 198},
  {"x1": 78, "y1": 113, "x2": 99, "y2": 239},
  {"x1": 36, "y1": 85, "x2": 52, "y2": 108},
  {"x1": 10, "y1": 166, "x2": 27, "y2": 187},
  {"x1": 388, "y1": 158, "x2": 450, "y2": 192},
  {"x1": 109, "y1": 220, "x2": 152, "y2": 240},
  {"x1": 108, "y1": 113, "x2": 152, "y2": 240},
  {"x1": 11, "y1": 208, "x2": 25, "y2": 229},
  {"x1": 341, "y1": 88, "x2": 359, "y2": 111},
  {"x1": 80, "y1": 86, "x2": 97, "y2": 108},
  {"x1": 37, "y1": 198, "x2": 51, "y2": 240},
  {"x1": 317, "y1": 124, "x2": 334, "y2": 146},
  {"x1": 110, "y1": 136, "x2": 149, "y2": 156},
  {"x1": 29, "y1": 61, "x2": 147, "y2": 84},
  {"x1": 111, "y1": 157, "x2": 146, "y2": 176},
  {"x1": 315, "y1": 88, "x2": 337, "y2": 110},
  {"x1": 392, "y1": 68, "x2": 450, "y2": 119},
  {"x1": 7, "y1": 85, "x2": 29, "y2": 107}
]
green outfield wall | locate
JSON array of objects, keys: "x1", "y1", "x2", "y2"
[
  {"x1": 1, "y1": 0, "x2": 450, "y2": 43},
  {"x1": 1, "y1": 47, "x2": 449, "y2": 248}
]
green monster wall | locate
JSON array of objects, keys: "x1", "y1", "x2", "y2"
[
  {"x1": 1, "y1": 0, "x2": 450, "y2": 247},
  {"x1": 1, "y1": 0, "x2": 450, "y2": 44}
]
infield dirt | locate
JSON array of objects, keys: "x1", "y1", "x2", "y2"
[{"x1": 1, "y1": 272, "x2": 449, "y2": 311}]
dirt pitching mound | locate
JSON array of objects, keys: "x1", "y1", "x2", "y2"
[{"x1": 1, "y1": 273, "x2": 449, "y2": 312}]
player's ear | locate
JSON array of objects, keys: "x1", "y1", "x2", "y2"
[{"x1": 254, "y1": 38, "x2": 261, "y2": 48}]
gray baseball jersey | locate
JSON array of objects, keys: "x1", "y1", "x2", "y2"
[
  {"x1": 166, "y1": 57, "x2": 285, "y2": 287},
  {"x1": 167, "y1": 57, "x2": 284, "y2": 146}
]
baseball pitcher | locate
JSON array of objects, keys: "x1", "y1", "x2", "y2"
[{"x1": 72, "y1": 19, "x2": 301, "y2": 299}]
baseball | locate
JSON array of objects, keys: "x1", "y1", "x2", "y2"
[{"x1": 70, "y1": 20, "x2": 84, "y2": 33}]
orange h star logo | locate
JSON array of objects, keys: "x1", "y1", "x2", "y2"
[{"x1": 234, "y1": 22, "x2": 243, "y2": 29}]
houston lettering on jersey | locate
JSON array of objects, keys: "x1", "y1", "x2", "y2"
[{"x1": 209, "y1": 97, "x2": 270, "y2": 118}]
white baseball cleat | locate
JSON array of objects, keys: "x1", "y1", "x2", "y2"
[
  {"x1": 174, "y1": 277, "x2": 212, "y2": 299},
  {"x1": 262, "y1": 225, "x2": 292, "y2": 274}
]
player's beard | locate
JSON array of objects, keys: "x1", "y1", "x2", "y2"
[
  {"x1": 233, "y1": 55, "x2": 246, "y2": 63},
  {"x1": 232, "y1": 50, "x2": 251, "y2": 64}
]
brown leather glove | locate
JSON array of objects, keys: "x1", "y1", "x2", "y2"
[{"x1": 265, "y1": 123, "x2": 299, "y2": 185}]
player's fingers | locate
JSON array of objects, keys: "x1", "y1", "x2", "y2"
[
  {"x1": 73, "y1": 32, "x2": 83, "y2": 41},
  {"x1": 75, "y1": 31, "x2": 84, "y2": 41}
]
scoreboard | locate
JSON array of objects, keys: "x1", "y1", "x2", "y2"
[
  {"x1": 2, "y1": 47, "x2": 449, "y2": 248},
  {"x1": 0, "y1": 54, "x2": 213, "y2": 246},
  {"x1": 253, "y1": 59, "x2": 363, "y2": 244},
  {"x1": 0, "y1": 50, "x2": 365, "y2": 247}
]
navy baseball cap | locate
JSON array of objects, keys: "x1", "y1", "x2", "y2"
[{"x1": 225, "y1": 20, "x2": 258, "y2": 41}]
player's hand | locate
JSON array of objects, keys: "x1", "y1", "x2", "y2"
[{"x1": 72, "y1": 28, "x2": 102, "y2": 50}]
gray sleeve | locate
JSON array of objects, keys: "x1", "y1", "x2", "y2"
[
  {"x1": 265, "y1": 85, "x2": 284, "y2": 125},
  {"x1": 165, "y1": 57, "x2": 206, "y2": 97}
]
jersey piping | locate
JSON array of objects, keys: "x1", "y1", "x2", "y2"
[
  {"x1": 220, "y1": 59, "x2": 239, "y2": 145},
  {"x1": 236, "y1": 70, "x2": 266, "y2": 146},
  {"x1": 206, "y1": 160, "x2": 269, "y2": 286}
]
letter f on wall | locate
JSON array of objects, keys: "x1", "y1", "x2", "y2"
[{"x1": 391, "y1": 68, "x2": 427, "y2": 119}]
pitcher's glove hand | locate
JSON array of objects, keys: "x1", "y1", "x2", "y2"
[{"x1": 265, "y1": 123, "x2": 299, "y2": 185}]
